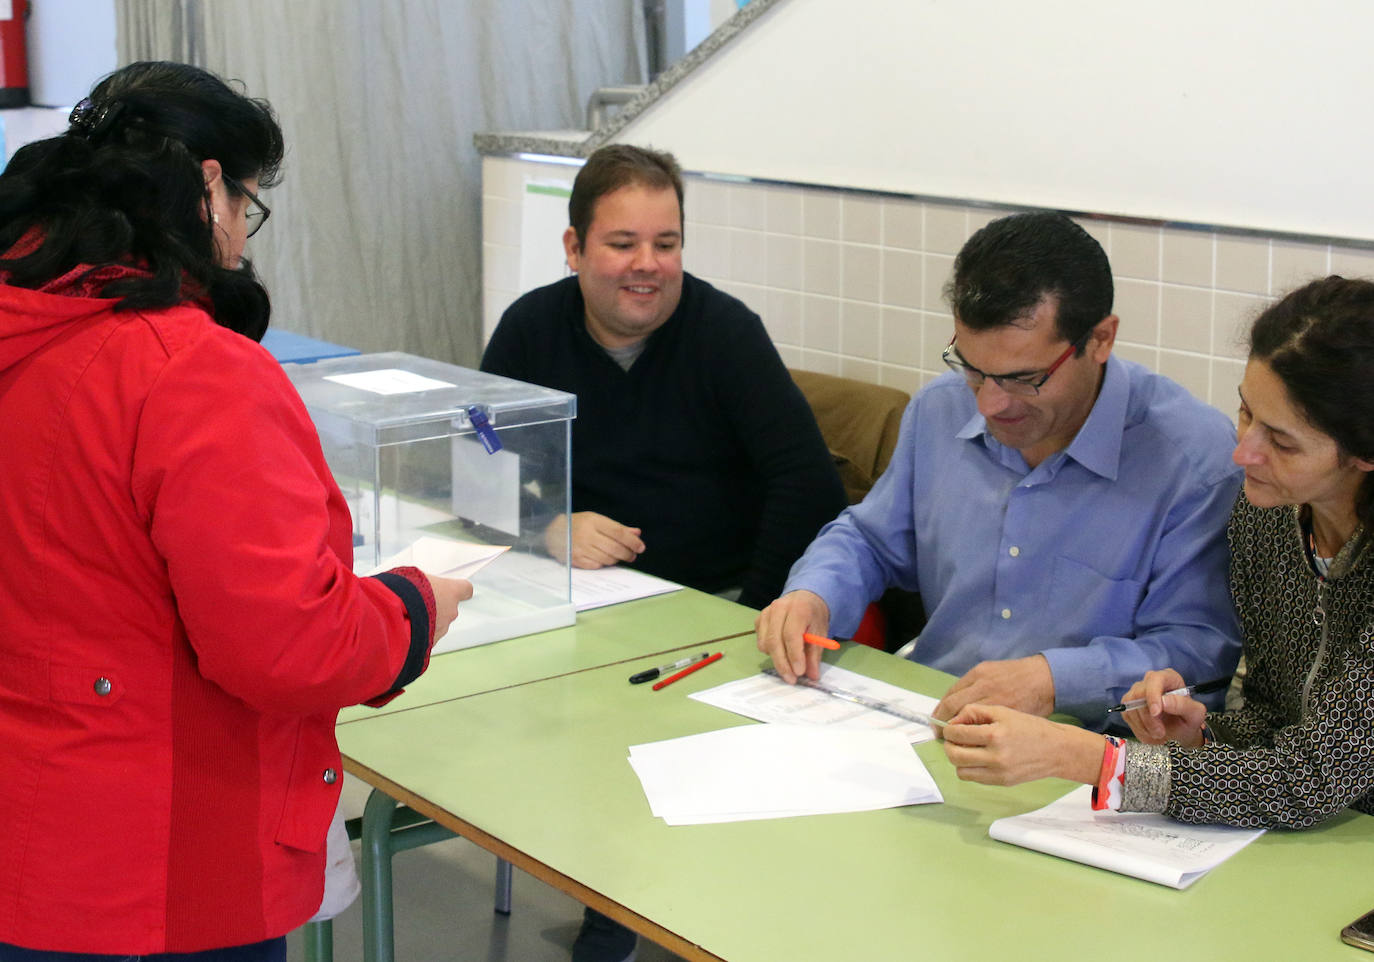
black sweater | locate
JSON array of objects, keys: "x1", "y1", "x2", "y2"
[{"x1": 481, "y1": 273, "x2": 845, "y2": 609}]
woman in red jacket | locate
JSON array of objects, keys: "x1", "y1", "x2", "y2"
[{"x1": 0, "y1": 62, "x2": 471, "y2": 961}]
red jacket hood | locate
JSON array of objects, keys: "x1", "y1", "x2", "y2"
[{"x1": 0, "y1": 283, "x2": 121, "y2": 376}]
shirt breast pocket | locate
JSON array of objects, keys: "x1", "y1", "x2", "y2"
[{"x1": 1049, "y1": 554, "x2": 1145, "y2": 643}]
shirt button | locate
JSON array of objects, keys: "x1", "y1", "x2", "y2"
[
  {"x1": 1001, "y1": 608, "x2": 1012, "y2": 620},
  {"x1": 323, "y1": 768, "x2": 338, "y2": 785},
  {"x1": 93, "y1": 677, "x2": 112, "y2": 696},
  {"x1": 1008, "y1": 546, "x2": 1020, "y2": 557}
]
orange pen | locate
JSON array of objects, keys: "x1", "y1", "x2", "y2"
[{"x1": 802, "y1": 632, "x2": 840, "y2": 650}]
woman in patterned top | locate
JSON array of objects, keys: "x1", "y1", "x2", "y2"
[{"x1": 941, "y1": 275, "x2": 1374, "y2": 829}]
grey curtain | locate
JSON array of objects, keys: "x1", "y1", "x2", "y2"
[{"x1": 116, "y1": 1, "x2": 646, "y2": 366}]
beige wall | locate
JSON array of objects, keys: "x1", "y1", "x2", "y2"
[{"x1": 483, "y1": 154, "x2": 1374, "y2": 417}]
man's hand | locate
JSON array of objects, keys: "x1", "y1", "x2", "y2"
[
  {"x1": 424, "y1": 575, "x2": 474, "y2": 641},
  {"x1": 755, "y1": 590, "x2": 831, "y2": 684},
  {"x1": 544, "y1": 511, "x2": 645, "y2": 568},
  {"x1": 934, "y1": 654, "x2": 1055, "y2": 726},
  {"x1": 942, "y1": 703, "x2": 1105, "y2": 787}
]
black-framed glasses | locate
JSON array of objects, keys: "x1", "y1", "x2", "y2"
[
  {"x1": 223, "y1": 174, "x2": 270, "y2": 238},
  {"x1": 942, "y1": 333, "x2": 1084, "y2": 397}
]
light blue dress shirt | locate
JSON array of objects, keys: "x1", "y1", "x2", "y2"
[{"x1": 784, "y1": 356, "x2": 1243, "y2": 729}]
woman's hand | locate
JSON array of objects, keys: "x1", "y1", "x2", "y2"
[
  {"x1": 941, "y1": 704, "x2": 1105, "y2": 787},
  {"x1": 1120, "y1": 669, "x2": 1207, "y2": 748},
  {"x1": 425, "y1": 575, "x2": 474, "y2": 641}
]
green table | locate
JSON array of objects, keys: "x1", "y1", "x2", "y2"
[
  {"x1": 339, "y1": 635, "x2": 1374, "y2": 961},
  {"x1": 338, "y1": 587, "x2": 758, "y2": 723},
  {"x1": 314, "y1": 588, "x2": 756, "y2": 962}
]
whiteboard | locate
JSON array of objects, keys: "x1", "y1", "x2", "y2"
[{"x1": 619, "y1": 0, "x2": 1374, "y2": 241}]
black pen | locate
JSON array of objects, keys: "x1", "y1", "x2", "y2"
[
  {"x1": 629, "y1": 652, "x2": 710, "y2": 685},
  {"x1": 1106, "y1": 677, "x2": 1230, "y2": 714}
]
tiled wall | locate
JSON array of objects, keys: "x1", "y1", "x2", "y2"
[{"x1": 482, "y1": 154, "x2": 1374, "y2": 417}]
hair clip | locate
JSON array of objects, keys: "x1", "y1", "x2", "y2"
[{"x1": 68, "y1": 98, "x2": 124, "y2": 142}]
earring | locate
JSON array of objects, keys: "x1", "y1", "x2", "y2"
[{"x1": 212, "y1": 212, "x2": 220, "y2": 224}]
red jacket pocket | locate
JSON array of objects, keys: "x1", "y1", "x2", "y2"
[{"x1": 274, "y1": 719, "x2": 342, "y2": 852}]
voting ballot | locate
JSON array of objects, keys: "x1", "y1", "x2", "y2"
[{"x1": 286, "y1": 351, "x2": 577, "y2": 652}]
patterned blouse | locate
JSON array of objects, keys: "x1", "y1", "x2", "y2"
[{"x1": 1120, "y1": 492, "x2": 1374, "y2": 828}]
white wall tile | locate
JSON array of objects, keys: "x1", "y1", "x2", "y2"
[
  {"x1": 882, "y1": 198, "x2": 923, "y2": 250},
  {"x1": 842, "y1": 196, "x2": 883, "y2": 244},
  {"x1": 841, "y1": 301, "x2": 881, "y2": 359},
  {"x1": 1213, "y1": 291, "x2": 1271, "y2": 359},
  {"x1": 765, "y1": 185, "x2": 804, "y2": 235},
  {"x1": 1114, "y1": 278, "x2": 1160, "y2": 346},
  {"x1": 1156, "y1": 349, "x2": 1210, "y2": 403},
  {"x1": 1109, "y1": 223, "x2": 1161, "y2": 280},
  {"x1": 798, "y1": 349, "x2": 841, "y2": 375},
  {"x1": 924, "y1": 204, "x2": 969, "y2": 255},
  {"x1": 1113, "y1": 343, "x2": 1159, "y2": 370},
  {"x1": 685, "y1": 224, "x2": 731, "y2": 281},
  {"x1": 728, "y1": 229, "x2": 768, "y2": 285},
  {"x1": 689, "y1": 178, "x2": 731, "y2": 226},
  {"x1": 764, "y1": 288, "x2": 803, "y2": 345},
  {"x1": 842, "y1": 244, "x2": 881, "y2": 302},
  {"x1": 1270, "y1": 239, "x2": 1329, "y2": 294},
  {"x1": 802, "y1": 238, "x2": 842, "y2": 297},
  {"x1": 728, "y1": 183, "x2": 768, "y2": 230},
  {"x1": 802, "y1": 192, "x2": 841, "y2": 239},
  {"x1": 1159, "y1": 285, "x2": 1211, "y2": 353},
  {"x1": 1209, "y1": 357, "x2": 1246, "y2": 415},
  {"x1": 840, "y1": 357, "x2": 881, "y2": 382},
  {"x1": 881, "y1": 249, "x2": 921, "y2": 309},
  {"x1": 921, "y1": 310, "x2": 951, "y2": 372},
  {"x1": 879, "y1": 364, "x2": 921, "y2": 396},
  {"x1": 766, "y1": 234, "x2": 803, "y2": 291},
  {"x1": 1330, "y1": 245, "x2": 1374, "y2": 280},
  {"x1": 879, "y1": 306, "x2": 921, "y2": 367},
  {"x1": 922, "y1": 254, "x2": 954, "y2": 312},
  {"x1": 802, "y1": 295, "x2": 841, "y2": 352},
  {"x1": 1161, "y1": 228, "x2": 1214, "y2": 287},
  {"x1": 1215, "y1": 235, "x2": 1269, "y2": 294}
]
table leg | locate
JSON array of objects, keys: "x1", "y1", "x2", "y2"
[
  {"x1": 300, "y1": 919, "x2": 333, "y2": 962},
  {"x1": 360, "y1": 788, "x2": 400, "y2": 962},
  {"x1": 494, "y1": 858, "x2": 513, "y2": 915}
]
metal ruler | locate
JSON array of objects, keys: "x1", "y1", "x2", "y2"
[{"x1": 762, "y1": 668, "x2": 945, "y2": 729}]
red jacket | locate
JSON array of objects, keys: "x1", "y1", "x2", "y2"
[{"x1": 0, "y1": 284, "x2": 435, "y2": 953}]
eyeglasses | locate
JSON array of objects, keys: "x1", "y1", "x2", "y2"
[
  {"x1": 941, "y1": 334, "x2": 1083, "y2": 397},
  {"x1": 223, "y1": 174, "x2": 271, "y2": 238}
]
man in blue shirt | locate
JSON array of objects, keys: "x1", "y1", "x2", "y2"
[{"x1": 756, "y1": 212, "x2": 1242, "y2": 730}]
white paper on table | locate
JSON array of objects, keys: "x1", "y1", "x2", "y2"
[
  {"x1": 365, "y1": 537, "x2": 509, "y2": 579},
  {"x1": 323, "y1": 368, "x2": 455, "y2": 395},
  {"x1": 628, "y1": 724, "x2": 941, "y2": 825},
  {"x1": 988, "y1": 785, "x2": 1265, "y2": 889},
  {"x1": 571, "y1": 565, "x2": 682, "y2": 611},
  {"x1": 689, "y1": 664, "x2": 942, "y2": 744}
]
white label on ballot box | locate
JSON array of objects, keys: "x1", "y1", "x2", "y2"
[
  {"x1": 452, "y1": 437, "x2": 521, "y2": 536},
  {"x1": 323, "y1": 368, "x2": 454, "y2": 395}
]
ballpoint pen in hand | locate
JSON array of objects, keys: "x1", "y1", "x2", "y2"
[{"x1": 1105, "y1": 677, "x2": 1230, "y2": 714}]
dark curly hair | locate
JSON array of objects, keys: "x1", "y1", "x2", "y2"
[
  {"x1": 0, "y1": 61, "x2": 284, "y2": 340},
  {"x1": 1250, "y1": 275, "x2": 1374, "y2": 529}
]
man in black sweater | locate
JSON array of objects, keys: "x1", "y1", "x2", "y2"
[
  {"x1": 482, "y1": 144, "x2": 844, "y2": 611},
  {"x1": 480, "y1": 144, "x2": 845, "y2": 961}
]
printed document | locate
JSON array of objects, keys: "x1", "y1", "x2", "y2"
[
  {"x1": 628, "y1": 723, "x2": 941, "y2": 825},
  {"x1": 988, "y1": 784, "x2": 1265, "y2": 889},
  {"x1": 690, "y1": 664, "x2": 942, "y2": 744},
  {"x1": 571, "y1": 566, "x2": 682, "y2": 611}
]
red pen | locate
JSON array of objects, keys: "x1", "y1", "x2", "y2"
[{"x1": 651, "y1": 651, "x2": 723, "y2": 691}]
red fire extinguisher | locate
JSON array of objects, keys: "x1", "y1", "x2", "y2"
[{"x1": 0, "y1": 0, "x2": 28, "y2": 109}]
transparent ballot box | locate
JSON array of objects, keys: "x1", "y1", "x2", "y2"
[{"x1": 285, "y1": 351, "x2": 576, "y2": 653}]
